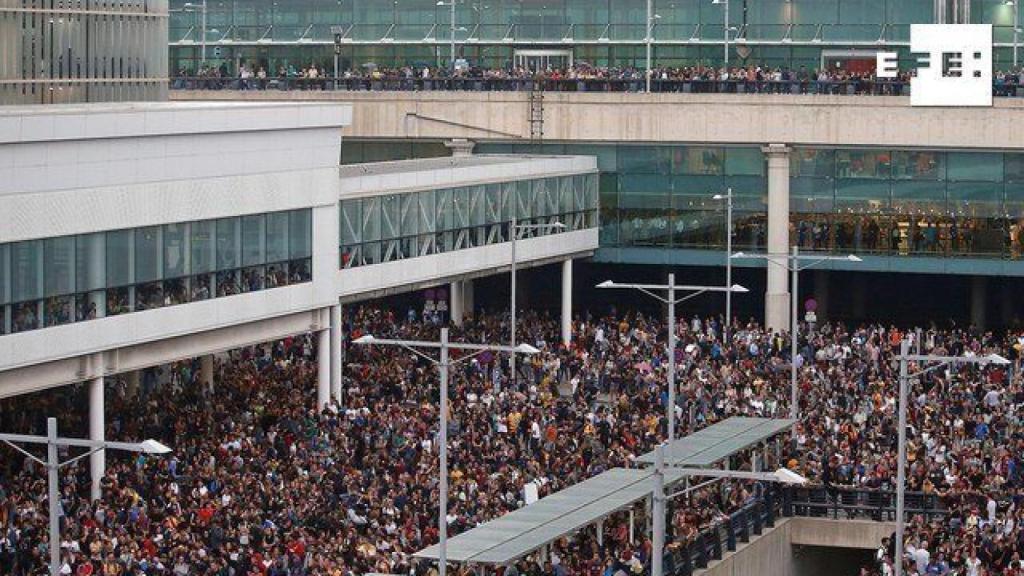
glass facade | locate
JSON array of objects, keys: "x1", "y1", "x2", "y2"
[
  {"x1": 169, "y1": 0, "x2": 1023, "y2": 73},
  {"x1": 2, "y1": 0, "x2": 169, "y2": 105},
  {"x1": 791, "y1": 148, "x2": 1024, "y2": 258},
  {"x1": 339, "y1": 174, "x2": 599, "y2": 268},
  {"x1": 474, "y1": 143, "x2": 766, "y2": 252},
  {"x1": 0, "y1": 209, "x2": 312, "y2": 336}
]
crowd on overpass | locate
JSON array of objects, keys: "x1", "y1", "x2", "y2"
[
  {"x1": 172, "y1": 63, "x2": 1024, "y2": 97},
  {"x1": 0, "y1": 305, "x2": 1022, "y2": 575}
]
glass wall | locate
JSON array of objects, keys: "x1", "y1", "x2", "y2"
[
  {"x1": 0, "y1": 209, "x2": 312, "y2": 336},
  {"x1": 476, "y1": 143, "x2": 765, "y2": 251},
  {"x1": 169, "y1": 0, "x2": 1021, "y2": 73},
  {"x1": 339, "y1": 174, "x2": 599, "y2": 268},
  {"x1": 791, "y1": 148, "x2": 1024, "y2": 258}
]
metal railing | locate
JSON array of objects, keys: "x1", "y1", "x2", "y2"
[
  {"x1": 667, "y1": 484, "x2": 947, "y2": 576},
  {"x1": 169, "y1": 75, "x2": 1024, "y2": 97}
]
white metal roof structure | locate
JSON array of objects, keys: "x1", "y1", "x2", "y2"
[
  {"x1": 634, "y1": 417, "x2": 796, "y2": 468},
  {"x1": 413, "y1": 467, "x2": 688, "y2": 566}
]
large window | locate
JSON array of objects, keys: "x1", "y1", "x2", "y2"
[
  {"x1": 0, "y1": 209, "x2": 313, "y2": 336},
  {"x1": 339, "y1": 173, "x2": 598, "y2": 268},
  {"x1": 791, "y1": 148, "x2": 1024, "y2": 258}
]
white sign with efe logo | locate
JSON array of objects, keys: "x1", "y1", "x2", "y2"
[{"x1": 876, "y1": 24, "x2": 993, "y2": 107}]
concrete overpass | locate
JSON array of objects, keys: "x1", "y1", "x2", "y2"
[
  {"x1": 172, "y1": 90, "x2": 1024, "y2": 332},
  {"x1": 171, "y1": 90, "x2": 1024, "y2": 151}
]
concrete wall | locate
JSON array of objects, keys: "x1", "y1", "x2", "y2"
[
  {"x1": 696, "y1": 518, "x2": 892, "y2": 576},
  {"x1": 789, "y1": 517, "x2": 894, "y2": 550},
  {"x1": 172, "y1": 91, "x2": 1024, "y2": 151},
  {"x1": 699, "y1": 519, "x2": 793, "y2": 576}
]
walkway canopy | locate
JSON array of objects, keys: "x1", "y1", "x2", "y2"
[
  {"x1": 413, "y1": 467, "x2": 688, "y2": 566},
  {"x1": 635, "y1": 417, "x2": 796, "y2": 468}
]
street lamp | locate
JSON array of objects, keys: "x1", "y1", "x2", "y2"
[
  {"x1": 437, "y1": 0, "x2": 458, "y2": 73},
  {"x1": 1008, "y1": 0, "x2": 1020, "y2": 69},
  {"x1": 646, "y1": 1, "x2": 661, "y2": 93},
  {"x1": 890, "y1": 342, "x2": 1008, "y2": 576},
  {"x1": 732, "y1": 247, "x2": 862, "y2": 419},
  {"x1": 711, "y1": 0, "x2": 730, "y2": 68},
  {"x1": 596, "y1": 276, "x2": 749, "y2": 442},
  {"x1": 353, "y1": 329, "x2": 539, "y2": 576},
  {"x1": 649, "y1": 443, "x2": 808, "y2": 576},
  {"x1": 509, "y1": 219, "x2": 565, "y2": 391},
  {"x1": 182, "y1": 1, "x2": 208, "y2": 68},
  {"x1": 713, "y1": 189, "x2": 734, "y2": 343},
  {"x1": 0, "y1": 418, "x2": 171, "y2": 576}
]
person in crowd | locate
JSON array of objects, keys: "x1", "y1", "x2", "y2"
[{"x1": 0, "y1": 306, "x2": 1021, "y2": 575}]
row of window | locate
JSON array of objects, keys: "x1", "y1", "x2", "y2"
[
  {"x1": 170, "y1": 0, "x2": 1015, "y2": 37},
  {"x1": 340, "y1": 174, "x2": 599, "y2": 268},
  {"x1": 0, "y1": 210, "x2": 312, "y2": 335}
]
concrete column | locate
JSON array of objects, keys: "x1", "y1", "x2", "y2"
[
  {"x1": 317, "y1": 323, "x2": 331, "y2": 410},
  {"x1": 561, "y1": 259, "x2": 573, "y2": 345},
  {"x1": 125, "y1": 370, "x2": 141, "y2": 399},
  {"x1": 330, "y1": 303, "x2": 343, "y2": 402},
  {"x1": 450, "y1": 280, "x2": 465, "y2": 326},
  {"x1": 462, "y1": 279, "x2": 474, "y2": 318},
  {"x1": 444, "y1": 138, "x2": 476, "y2": 157},
  {"x1": 89, "y1": 369, "x2": 105, "y2": 501},
  {"x1": 813, "y1": 269, "x2": 829, "y2": 322},
  {"x1": 200, "y1": 355, "x2": 214, "y2": 396},
  {"x1": 971, "y1": 276, "x2": 987, "y2": 330},
  {"x1": 763, "y1": 144, "x2": 791, "y2": 333}
]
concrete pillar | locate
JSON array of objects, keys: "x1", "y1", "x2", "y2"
[
  {"x1": 450, "y1": 280, "x2": 465, "y2": 326},
  {"x1": 89, "y1": 370, "x2": 105, "y2": 501},
  {"x1": 125, "y1": 370, "x2": 140, "y2": 399},
  {"x1": 561, "y1": 259, "x2": 573, "y2": 345},
  {"x1": 813, "y1": 269, "x2": 829, "y2": 323},
  {"x1": 971, "y1": 276, "x2": 987, "y2": 330},
  {"x1": 317, "y1": 322, "x2": 331, "y2": 410},
  {"x1": 200, "y1": 355, "x2": 214, "y2": 396},
  {"x1": 763, "y1": 144, "x2": 791, "y2": 334},
  {"x1": 330, "y1": 303, "x2": 343, "y2": 403},
  {"x1": 444, "y1": 138, "x2": 476, "y2": 157},
  {"x1": 462, "y1": 279, "x2": 474, "y2": 318}
]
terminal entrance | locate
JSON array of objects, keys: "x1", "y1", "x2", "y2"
[
  {"x1": 513, "y1": 48, "x2": 573, "y2": 72},
  {"x1": 820, "y1": 49, "x2": 879, "y2": 74}
]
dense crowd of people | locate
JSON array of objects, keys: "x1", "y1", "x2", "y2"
[
  {"x1": 172, "y1": 62, "x2": 1024, "y2": 96},
  {"x1": 0, "y1": 304, "x2": 1022, "y2": 575}
]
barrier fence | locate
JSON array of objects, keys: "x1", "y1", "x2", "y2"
[
  {"x1": 669, "y1": 484, "x2": 947, "y2": 576},
  {"x1": 169, "y1": 76, "x2": 1024, "y2": 97}
]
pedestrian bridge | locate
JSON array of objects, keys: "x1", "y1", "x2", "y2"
[{"x1": 0, "y1": 102, "x2": 598, "y2": 400}]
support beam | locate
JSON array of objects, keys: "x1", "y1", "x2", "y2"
[
  {"x1": 971, "y1": 276, "x2": 987, "y2": 330},
  {"x1": 89, "y1": 370, "x2": 105, "y2": 501},
  {"x1": 330, "y1": 303, "x2": 343, "y2": 402},
  {"x1": 200, "y1": 354, "x2": 214, "y2": 396},
  {"x1": 451, "y1": 280, "x2": 465, "y2": 326},
  {"x1": 317, "y1": 324, "x2": 330, "y2": 410},
  {"x1": 561, "y1": 259, "x2": 573, "y2": 345},
  {"x1": 763, "y1": 144, "x2": 791, "y2": 334},
  {"x1": 125, "y1": 370, "x2": 140, "y2": 399},
  {"x1": 444, "y1": 138, "x2": 476, "y2": 157}
]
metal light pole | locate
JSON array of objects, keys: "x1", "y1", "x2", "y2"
[
  {"x1": 353, "y1": 330, "x2": 539, "y2": 576},
  {"x1": 711, "y1": 0, "x2": 730, "y2": 68},
  {"x1": 437, "y1": 0, "x2": 456, "y2": 73},
  {"x1": 645, "y1": 1, "x2": 660, "y2": 93},
  {"x1": 597, "y1": 277, "x2": 749, "y2": 442},
  {"x1": 891, "y1": 345, "x2": 1009, "y2": 576},
  {"x1": 1012, "y1": 0, "x2": 1020, "y2": 69},
  {"x1": 509, "y1": 219, "x2": 565, "y2": 391},
  {"x1": 649, "y1": 442, "x2": 809, "y2": 576},
  {"x1": 713, "y1": 189, "x2": 734, "y2": 343},
  {"x1": 732, "y1": 248, "x2": 862, "y2": 419},
  {"x1": 0, "y1": 418, "x2": 171, "y2": 576}
]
